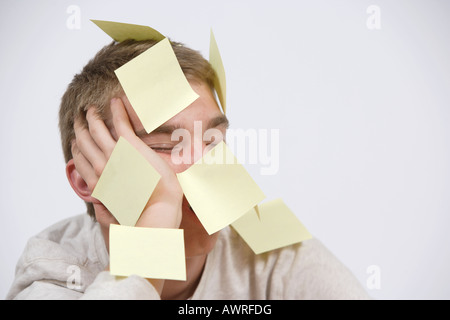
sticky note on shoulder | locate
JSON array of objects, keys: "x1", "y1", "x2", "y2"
[
  {"x1": 91, "y1": 20, "x2": 165, "y2": 42},
  {"x1": 231, "y1": 198, "x2": 312, "y2": 255},
  {"x1": 114, "y1": 38, "x2": 199, "y2": 134},
  {"x1": 109, "y1": 224, "x2": 186, "y2": 281},
  {"x1": 177, "y1": 141, "x2": 265, "y2": 235},
  {"x1": 91, "y1": 136, "x2": 161, "y2": 226}
]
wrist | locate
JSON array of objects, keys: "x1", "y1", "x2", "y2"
[{"x1": 136, "y1": 202, "x2": 182, "y2": 229}]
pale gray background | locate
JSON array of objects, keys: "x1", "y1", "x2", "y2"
[{"x1": 1, "y1": 0, "x2": 449, "y2": 299}]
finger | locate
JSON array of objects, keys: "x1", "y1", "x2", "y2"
[
  {"x1": 71, "y1": 141, "x2": 100, "y2": 192},
  {"x1": 110, "y1": 98, "x2": 136, "y2": 141},
  {"x1": 110, "y1": 97, "x2": 173, "y2": 176},
  {"x1": 74, "y1": 116, "x2": 108, "y2": 177},
  {"x1": 86, "y1": 107, "x2": 116, "y2": 159}
]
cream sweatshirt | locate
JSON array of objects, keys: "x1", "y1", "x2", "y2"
[{"x1": 6, "y1": 214, "x2": 370, "y2": 300}]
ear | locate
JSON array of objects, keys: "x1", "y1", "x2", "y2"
[{"x1": 66, "y1": 159, "x2": 96, "y2": 203}]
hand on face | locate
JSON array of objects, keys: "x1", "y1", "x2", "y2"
[{"x1": 72, "y1": 98, "x2": 184, "y2": 235}]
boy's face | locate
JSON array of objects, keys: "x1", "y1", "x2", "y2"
[{"x1": 105, "y1": 81, "x2": 229, "y2": 257}]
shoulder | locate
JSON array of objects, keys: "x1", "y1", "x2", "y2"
[
  {"x1": 22, "y1": 214, "x2": 107, "y2": 266},
  {"x1": 213, "y1": 227, "x2": 370, "y2": 299},
  {"x1": 34, "y1": 214, "x2": 97, "y2": 243},
  {"x1": 6, "y1": 214, "x2": 108, "y2": 299},
  {"x1": 215, "y1": 226, "x2": 330, "y2": 267}
]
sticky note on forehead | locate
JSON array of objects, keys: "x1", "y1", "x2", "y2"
[
  {"x1": 91, "y1": 136, "x2": 161, "y2": 226},
  {"x1": 91, "y1": 20, "x2": 165, "y2": 42},
  {"x1": 114, "y1": 37, "x2": 199, "y2": 133},
  {"x1": 231, "y1": 198, "x2": 312, "y2": 255},
  {"x1": 209, "y1": 30, "x2": 226, "y2": 114},
  {"x1": 177, "y1": 141, "x2": 266, "y2": 235},
  {"x1": 109, "y1": 224, "x2": 186, "y2": 281}
]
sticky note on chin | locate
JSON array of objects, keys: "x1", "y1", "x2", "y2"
[
  {"x1": 177, "y1": 141, "x2": 266, "y2": 235},
  {"x1": 91, "y1": 136, "x2": 161, "y2": 226},
  {"x1": 109, "y1": 224, "x2": 186, "y2": 281},
  {"x1": 114, "y1": 37, "x2": 199, "y2": 134},
  {"x1": 231, "y1": 198, "x2": 312, "y2": 255}
]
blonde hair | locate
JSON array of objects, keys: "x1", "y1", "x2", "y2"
[{"x1": 59, "y1": 39, "x2": 217, "y2": 218}]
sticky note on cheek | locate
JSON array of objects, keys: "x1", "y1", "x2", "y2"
[
  {"x1": 109, "y1": 224, "x2": 186, "y2": 281},
  {"x1": 177, "y1": 141, "x2": 266, "y2": 235},
  {"x1": 91, "y1": 136, "x2": 161, "y2": 226},
  {"x1": 231, "y1": 198, "x2": 312, "y2": 255}
]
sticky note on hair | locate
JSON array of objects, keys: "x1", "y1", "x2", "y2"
[
  {"x1": 91, "y1": 136, "x2": 161, "y2": 226},
  {"x1": 91, "y1": 20, "x2": 165, "y2": 42},
  {"x1": 109, "y1": 224, "x2": 186, "y2": 281},
  {"x1": 177, "y1": 141, "x2": 265, "y2": 235},
  {"x1": 209, "y1": 30, "x2": 226, "y2": 114},
  {"x1": 114, "y1": 38, "x2": 199, "y2": 134},
  {"x1": 231, "y1": 198, "x2": 312, "y2": 255}
]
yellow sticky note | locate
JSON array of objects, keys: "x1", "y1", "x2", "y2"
[
  {"x1": 254, "y1": 205, "x2": 261, "y2": 221},
  {"x1": 115, "y1": 38, "x2": 199, "y2": 134},
  {"x1": 231, "y1": 198, "x2": 312, "y2": 255},
  {"x1": 91, "y1": 136, "x2": 161, "y2": 227},
  {"x1": 177, "y1": 141, "x2": 265, "y2": 235},
  {"x1": 209, "y1": 30, "x2": 226, "y2": 114},
  {"x1": 91, "y1": 20, "x2": 165, "y2": 42},
  {"x1": 109, "y1": 224, "x2": 186, "y2": 281}
]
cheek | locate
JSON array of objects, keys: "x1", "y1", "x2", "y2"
[
  {"x1": 157, "y1": 152, "x2": 192, "y2": 174},
  {"x1": 93, "y1": 203, "x2": 119, "y2": 250}
]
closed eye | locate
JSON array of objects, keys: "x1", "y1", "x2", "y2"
[{"x1": 149, "y1": 144, "x2": 179, "y2": 154}]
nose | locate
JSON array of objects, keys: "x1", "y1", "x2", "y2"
[
  {"x1": 171, "y1": 138, "x2": 210, "y2": 173},
  {"x1": 191, "y1": 135, "x2": 206, "y2": 164}
]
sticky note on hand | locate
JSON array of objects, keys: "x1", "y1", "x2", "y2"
[
  {"x1": 231, "y1": 198, "x2": 312, "y2": 255},
  {"x1": 177, "y1": 141, "x2": 265, "y2": 235},
  {"x1": 91, "y1": 136, "x2": 161, "y2": 226},
  {"x1": 109, "y1": 224, "x2": 186, "y2": 281},
  {"x1": 114, "y1": 37, "x2": 199, "y2": 134}
]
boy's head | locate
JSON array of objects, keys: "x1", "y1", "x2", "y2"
[{"x1": 59, "y1": 39, "x2": 219, "y2": 218}]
